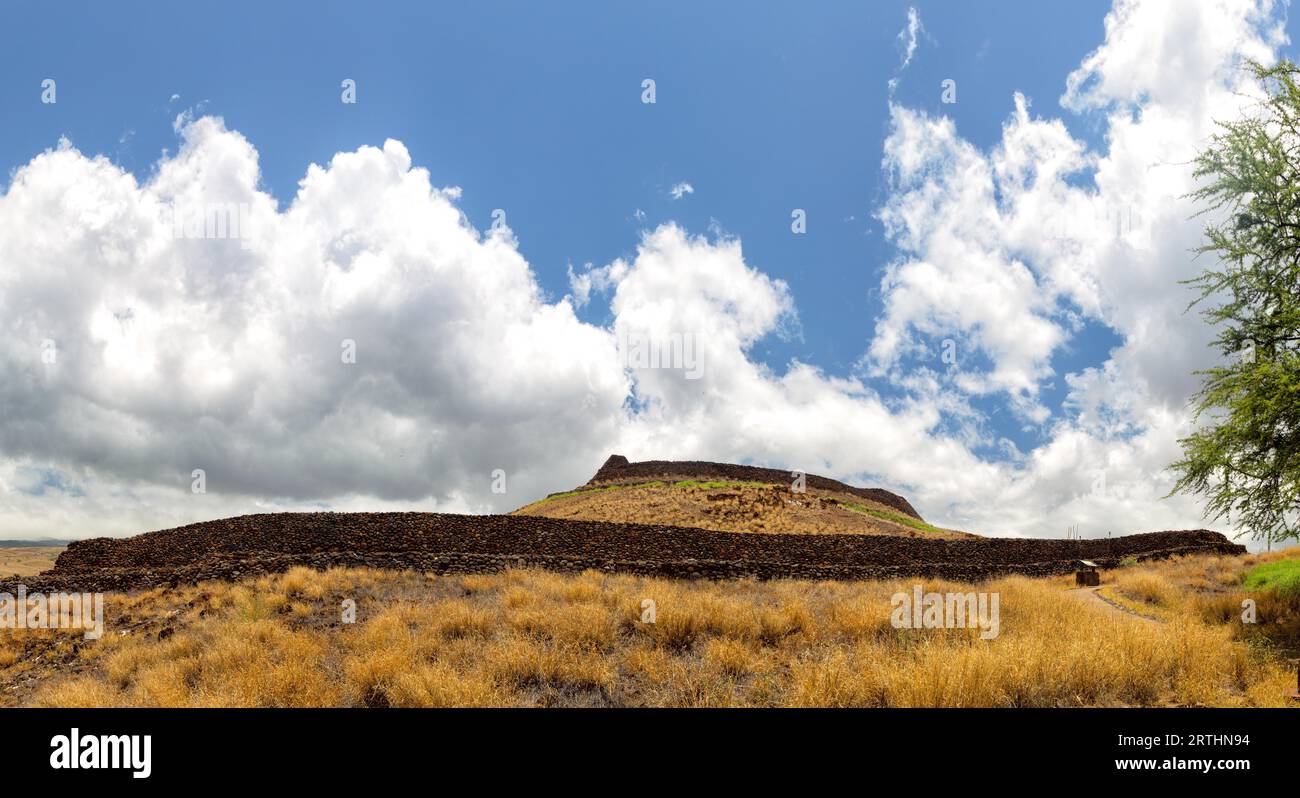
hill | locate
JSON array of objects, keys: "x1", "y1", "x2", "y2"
[{"x1": 512, "y1": 455, "x2": 965, "y2": 538}]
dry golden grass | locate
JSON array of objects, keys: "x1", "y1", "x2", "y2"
[
  {"x1": 512, "y1": 481, "x2": 971, "y2": 538},
  {"x1": 3, "y1": 550, "x2": 1297, "y2": 708},
  {"x1": 1101, "y1": 549, "x2": 1300, "y2": 658},
  {"x1": 0, "y1": 546, "x2": 64, "y2": 578}
]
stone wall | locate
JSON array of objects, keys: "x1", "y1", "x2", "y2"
[{"x1": 0, "y1": 511, "x2": 1245, "y2": 593}]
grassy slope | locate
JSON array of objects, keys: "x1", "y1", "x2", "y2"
[
  {"x1": 5, "y1": 548, "x2": 1299, "y2": 708},
  {"x1": 1244, "y1": 558, "x2": 1300, "y2": 599},
  {"x1": 513, "y1": 480, "x2": 972, "y2": 539},
  {"x1": 839, "y1": 501, "x2": 952, "y2": 537}
]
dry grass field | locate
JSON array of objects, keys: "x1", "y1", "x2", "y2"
[
  {"x1": 3, "y1": 548, "x2": 1297, "y2": 708},
  {"x1": 513, "y1": 480, "x2": 971, "y2": 538},
  {"x1": 0, "y1": 547, "x2": 64, "y2": 578}
]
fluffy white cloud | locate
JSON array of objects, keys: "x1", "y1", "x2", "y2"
[
  {"x1": 0, "y1": 119, "x2": 628, "y2": 536},
  {"x1": 0, "y1": 0, "x2": 1291, "y2": 549},
  {"x1": 1062, "y1": 0, "x2": 1283, "y2": 113},
  {"x1": 870, "y1": 98, "x2": 1072, "y2": 421},
  {"x1": 861, "y1": 0, "x2": 1289, "y2": 542}
]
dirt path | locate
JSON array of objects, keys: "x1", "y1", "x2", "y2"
[{"x1": 1066, "y1": 585, "x2": 1162, "y2": 624}]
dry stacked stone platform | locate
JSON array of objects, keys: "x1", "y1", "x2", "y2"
[
  {"x1": 586, "y1": 454, "x2": 924, "y2": 519},
  {"x1": 1, "y1": 511, "x2": 1245, "y2": 594}
]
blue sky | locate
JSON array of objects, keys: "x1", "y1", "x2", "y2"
[
  {"x1": 1, "y1": 0, "x2": 1296, "y2": 544},
  {"x1": 1, "y1": 0, "x2": 1124, "y2": 449}
]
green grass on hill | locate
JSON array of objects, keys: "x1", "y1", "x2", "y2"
[
  {"x1": 1243, "y1": 558, "x2": 1300, "y2": 599},
  {"x1": 668, "y1": 479, "x2": 771, "y2": 490},
  {"x1": 531, "y1": 479, "x2": 776, "y2": 505},
  {"x1": 531, "y1": 481, "x2": 668, "y2": 504},
  {"x1": 840, "y1": 501, "x2": 946, "y2": 536}
]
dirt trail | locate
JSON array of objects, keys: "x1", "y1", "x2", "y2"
[{"x1": 1066, "y1": 586, "x2": 1161, "y2": 624}]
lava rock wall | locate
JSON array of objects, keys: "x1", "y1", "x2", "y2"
[{"x1": 1, "y1": 511, "x2": 1246, "y2": 593}]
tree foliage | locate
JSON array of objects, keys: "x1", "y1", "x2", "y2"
[{"x1": 1172, "y1": 60, "x2": 1300, "y2": 543}]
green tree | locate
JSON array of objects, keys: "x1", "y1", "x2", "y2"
[{"x1": 1172, "y1": 60, "x2": 1300, "y2": 545}]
